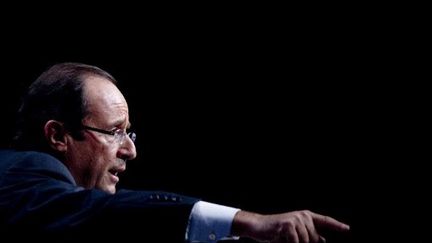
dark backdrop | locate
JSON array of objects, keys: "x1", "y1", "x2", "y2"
[{"x1": 1, "y1": 34, "x2": 364, "y2": 242}]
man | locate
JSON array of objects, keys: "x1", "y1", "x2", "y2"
[{"x1": 0, "y1": 63, "x2": 349, "y2": 242}]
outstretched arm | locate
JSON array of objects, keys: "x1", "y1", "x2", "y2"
[{"x1": 231, "y1": 210, "x2": 350, "y2": 243}]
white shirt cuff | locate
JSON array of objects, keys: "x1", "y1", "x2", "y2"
[{"x1": 186, "y1": 201, "x2": 240, "y2": 243}]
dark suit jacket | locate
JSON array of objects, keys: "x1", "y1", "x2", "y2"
[{"x1": 0, "y1": 149, "x2": 199, "y2": 242}]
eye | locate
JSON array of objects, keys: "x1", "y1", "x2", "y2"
[{"x1": 110, "y1": 128, "x2": 123, "y2": 136}]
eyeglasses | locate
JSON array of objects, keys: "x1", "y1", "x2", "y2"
[{"x1": 82, "y1": 125, "x2": 136, "y2": 145}]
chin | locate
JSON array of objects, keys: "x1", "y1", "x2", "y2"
[
  {"x1": 99, "y1": 184, "x2": 116, "y2": 194},
  {"x1": 105, "y1": 186, "x2": 117, "y2": 194}
]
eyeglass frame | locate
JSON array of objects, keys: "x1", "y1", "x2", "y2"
[{"x1": 81, "y1": 125, "x2": 136, "y2": 145}]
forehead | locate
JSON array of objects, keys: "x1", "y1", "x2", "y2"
[{"x1": 83, "y1": 76, "x2": 129, "y2": 124}]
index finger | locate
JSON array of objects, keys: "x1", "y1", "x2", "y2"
[{"x1": 311, "y1": 212, "x2": 350, "y2": 232}]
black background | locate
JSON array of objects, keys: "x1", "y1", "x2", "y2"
[{"x1": 0, "y1": 17, "x2": 377, "y2": 242}]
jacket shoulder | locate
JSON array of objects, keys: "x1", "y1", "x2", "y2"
[{"x1": 0, "y1": 149, "x2": 75, "y2": 185}]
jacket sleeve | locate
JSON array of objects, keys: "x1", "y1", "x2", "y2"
[{"x1": 0, "y1": 151, "x2": 199, "y2": 242}]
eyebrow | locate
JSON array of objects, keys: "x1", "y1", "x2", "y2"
[{"x1": 110, "y1": 117, "x2": 131, "y2": 130}]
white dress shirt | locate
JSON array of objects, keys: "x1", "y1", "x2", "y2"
[{"x1": 186, "y1": 201, "x2": 240, "y2": 243}]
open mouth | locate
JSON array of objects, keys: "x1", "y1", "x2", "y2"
[{"x1": 108, "y1": 169, "x2": 119, "y2": 176}]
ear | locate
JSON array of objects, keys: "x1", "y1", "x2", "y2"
[{"x1": 44, "y1": 120, "x2": 68, "y2": 152}]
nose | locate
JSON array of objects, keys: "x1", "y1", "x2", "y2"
[{"x1": 117, "y1": 135, "x2": 137, "y2": 160}]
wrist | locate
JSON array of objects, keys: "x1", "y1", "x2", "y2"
[{"x1": 231, "y1": 210, "x2": 263, "y2": 238}]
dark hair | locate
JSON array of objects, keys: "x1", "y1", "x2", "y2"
[{"x1": 12, "y1": 62, "x2": 117, "y2": 153}]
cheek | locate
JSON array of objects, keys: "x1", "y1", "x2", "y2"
[
  {"x1": 92, "y1": 145, "x2": 118, "y2": 174},
  {"x1": 74, "y1": 143, "x2": 109, "y2": 177}
]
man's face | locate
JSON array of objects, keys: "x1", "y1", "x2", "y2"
[{"x1": 64, "y1": 76, "x2": 137, "y2": 194}]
